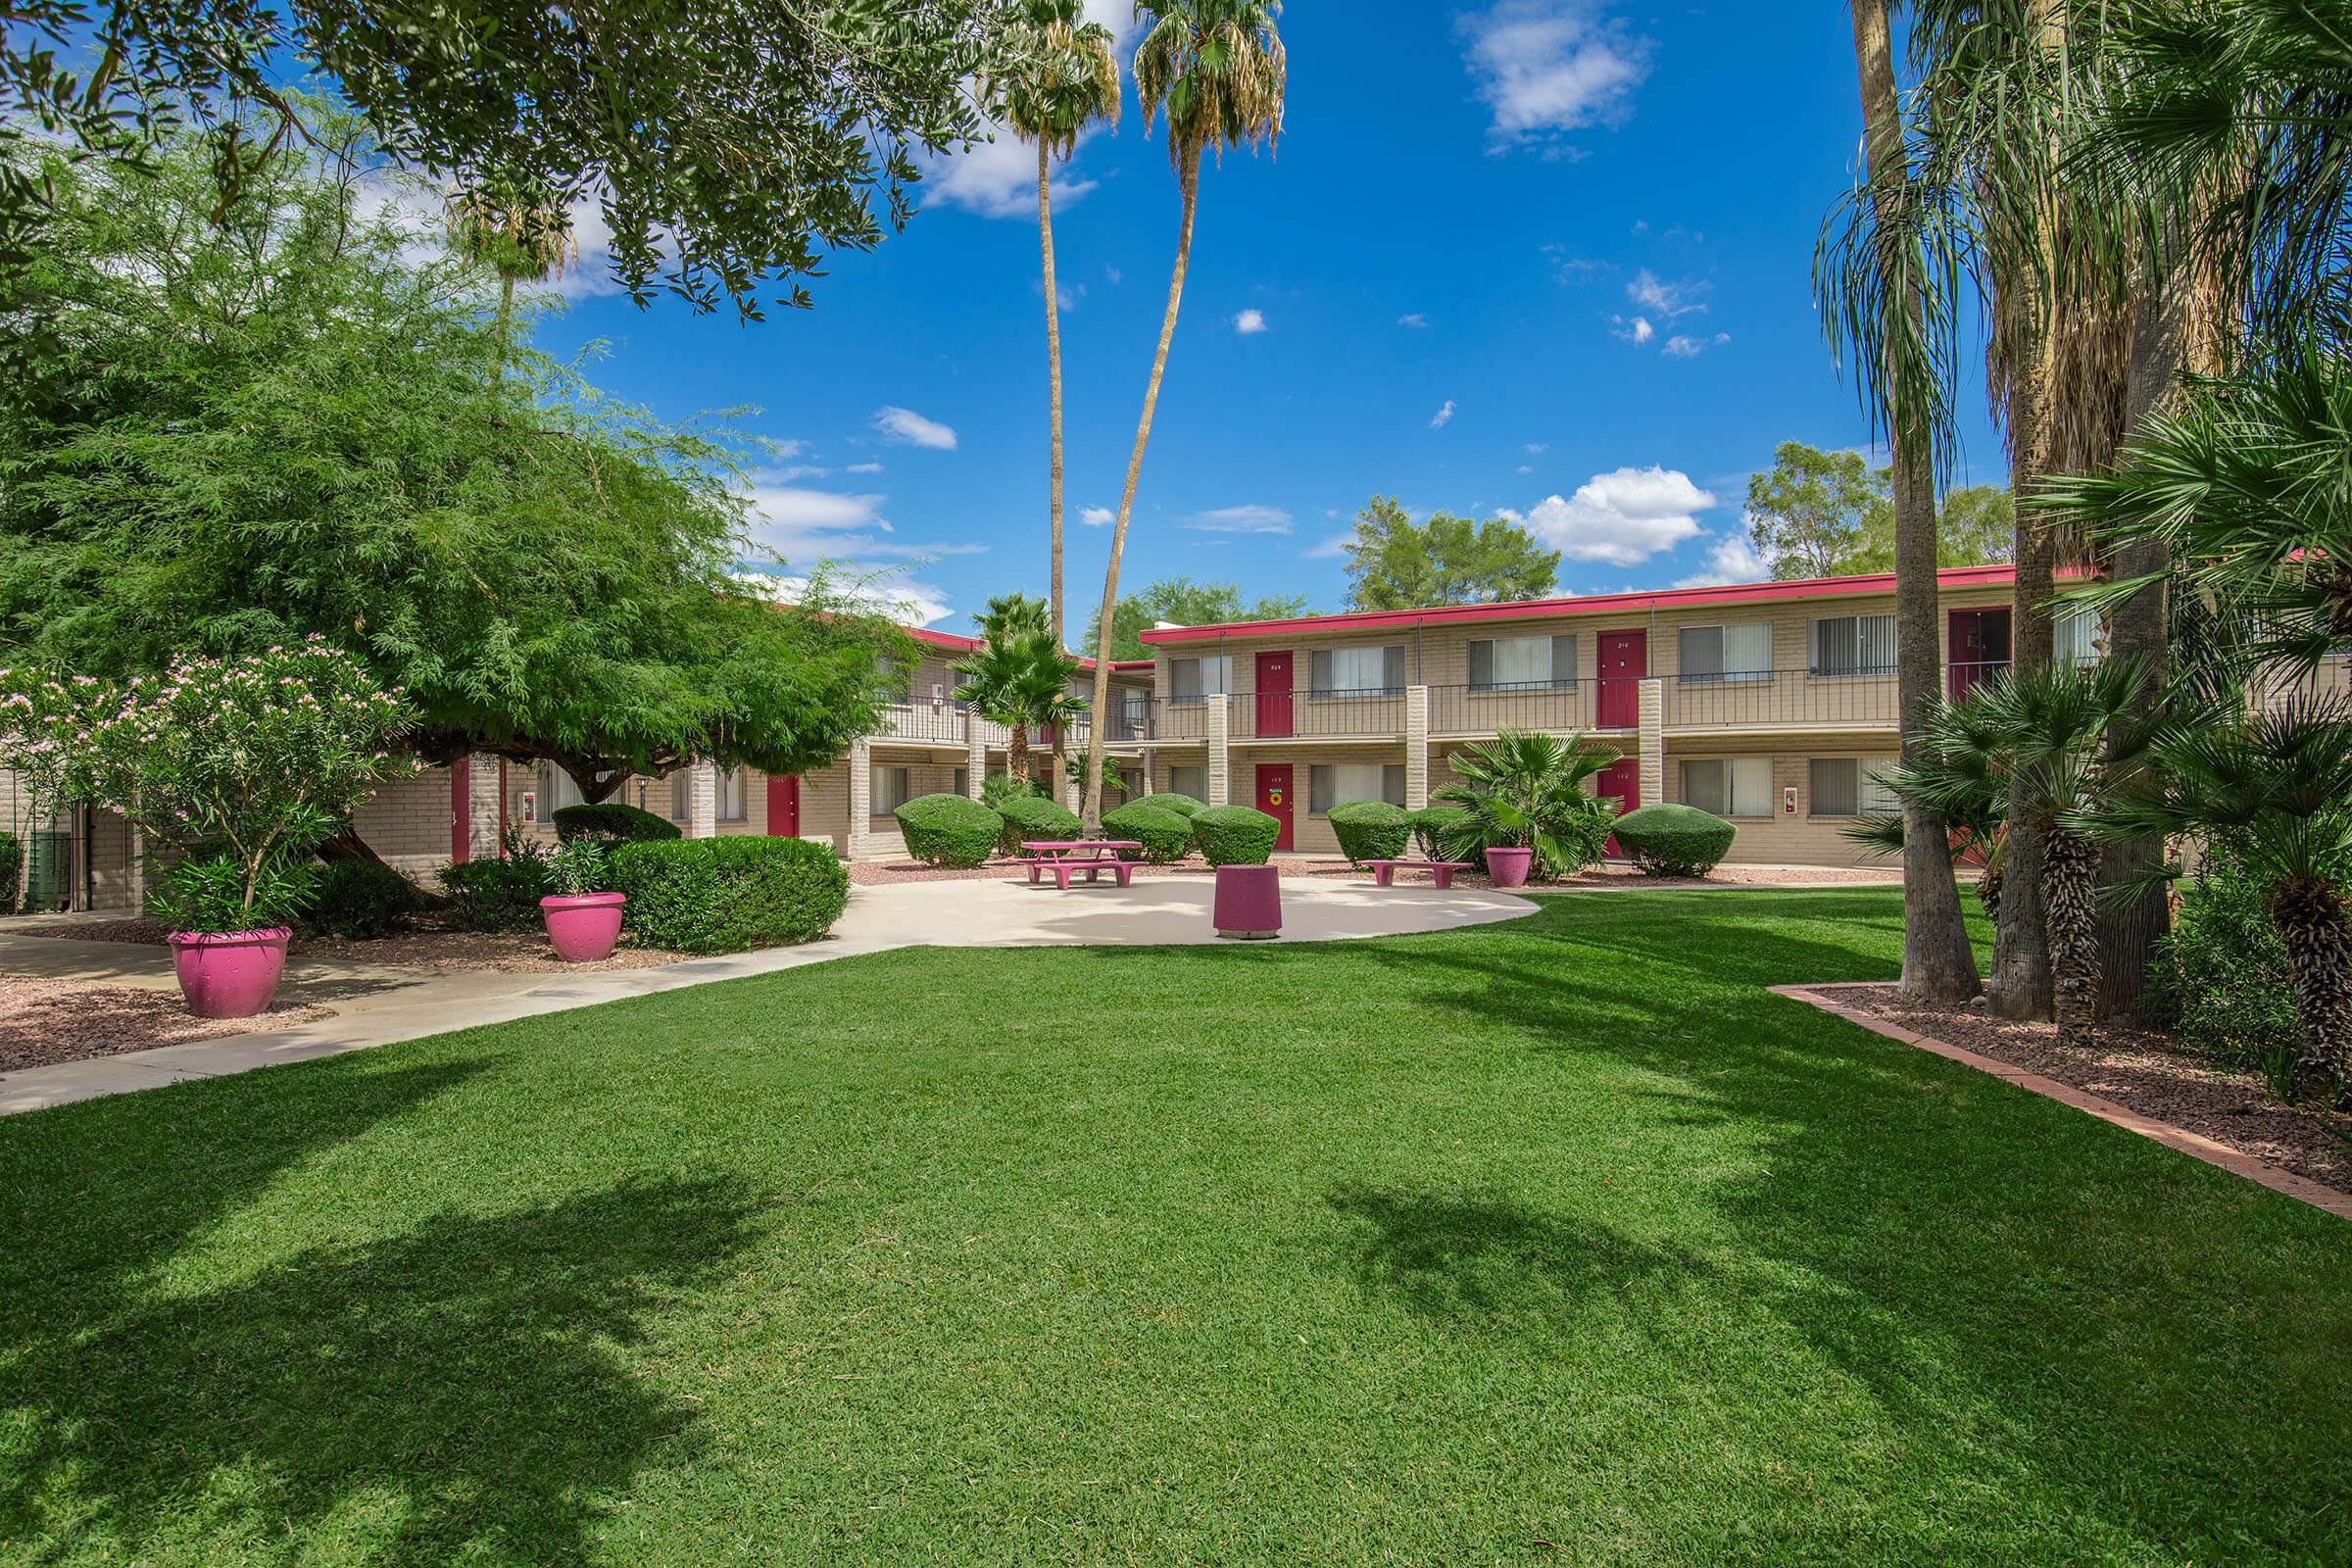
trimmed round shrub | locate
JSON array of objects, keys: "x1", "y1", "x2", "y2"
[
  {"x1": 306, "y1": 858, "x2": 426, "y2": 938},
  {"x1": 1102, "y1": 802, "x2": 1194, "y2": 863},
  {"x1": 995, "y1": 793, "x2": 1082, "y2": 857},
  {"x1": 1328, "y1": 800, "x2": 1411, "y2": 866},
  {"x1": 553, "y1": 801, "x2": 682, "y2": 843},
  {"x1": 1612, "y1": 803, "x2": 1737, "y2": 876},
  {"x1": 1409, "y1": 805, "x2": 1473, "y2": 860},
  {"x1": 1191, "y1": 805, "x2": 1281, "y2": 866},
  {"x1": 1145, "y1": 792, "x2": 1205, "y2": 818},
  {"x1": 895, "y1": 793, "x2": 1002, "y2": 868},
  {"x1": 609, "y1": 836, "x2": 848, "y2": 954}
]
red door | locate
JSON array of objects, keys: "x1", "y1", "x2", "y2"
[
  {"x1": 1595, "y1": 758, "x2": 1640, "y2": 857},
  {"x1": 449, "y1": 757, "x2": 471, "y2": 863},
  {"x1": 766, "y1": 773, "x2": 801, "y2": 837},
  {"x1": 1255, "y1": 763, "x2": 1295, "y2": 852},
  {"x1": 1254, "y1": 650, "x2": 1294, "y2": 738},
  {"x1": 1596, "y1": 630, "x2": 1645, "y2": 727},
  {"x1": 1947, "y1": 609, "x2": 2011, "y2": 698}
]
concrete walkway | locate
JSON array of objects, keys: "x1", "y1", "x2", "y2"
[{"x1": 2, "y1": 873, "x2": 1536, "y2": 1115}]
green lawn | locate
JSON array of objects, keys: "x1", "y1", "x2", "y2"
[{"x1": 3, "y1": 891, "x2": 2348, "y2": 1566}]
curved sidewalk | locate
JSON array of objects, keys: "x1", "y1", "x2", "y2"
[{"x1": 2, "y1": 874, "x2": 1536, "y2": 1115}]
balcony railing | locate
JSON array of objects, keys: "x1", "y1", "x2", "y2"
[
  {"x1": 874, "y1": 702, "x2": 969, "y2": 746},
  {"x1": 1663, "y1": 667, "x2": 1901, "y2": 732},
  {"x1": 1427, "y1": 681, "x2": 1601, "y2": 736},
  {"x1": 1230, "y1": 687, "x2": 1408, "y2": 740}
]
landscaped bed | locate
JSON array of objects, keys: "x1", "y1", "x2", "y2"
[
  {"x1": 0, "y1": 889, "x2": 2343, "y2": 1564},
  {"x1": 0, "y1": 977, "x2": 335, "y2": 1070},
  {"x1": 4, "y1": 915, "x2": 689, "y2": 974}
]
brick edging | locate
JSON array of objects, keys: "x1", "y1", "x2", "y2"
[{"x1": 1769, "y1": 982, "x2": 2352, "y2": 1221}]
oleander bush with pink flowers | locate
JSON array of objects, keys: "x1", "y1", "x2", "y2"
[{"x1": 0, "y1": 638, "x2": 417, "y2": 932}]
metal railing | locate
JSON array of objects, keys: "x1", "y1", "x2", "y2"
[
  {"x1": 1230, "y1": 687, "x2": 1407, "y2": 740},
  {"x1": 873, "y1": 702, "x2": 969, "y2": 746},
  {"x1": 1663, "y1": 667, "x2": 1901, "y2": 732},
  {"x1": 1427, "y1": 681, "x2": 1602, "y2": 736}
]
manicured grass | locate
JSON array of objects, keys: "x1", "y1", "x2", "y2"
[{"x1": 2, "y1": 891, "x2": 2348, "y2": 1565}]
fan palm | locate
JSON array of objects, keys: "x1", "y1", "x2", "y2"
[
  {"x1": 1431, "y1": 730, "x2": 1621, "y2": 883},
  {"x1": 2084, "y1": 696, "x2": 2352, "y2": 1094},
  {"x1": 1883, "y1": 659, "x2": 2158, "y2": 1044},
  {"x1": 953, "y1": 594, "x2": 1086, "y2": 789},
  {"x1": 983, "y1": 1, "x2": 1121, "y2": 644},
  {"x1": 1078, "y1": 0, "x2": 1284, "y2": 832},
  {"x1": 447, "y1": 177, "x2": 578, "y2": 381}
]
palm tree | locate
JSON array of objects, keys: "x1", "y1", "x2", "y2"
[
  {"x1": 1431, "y1": 730, "x2": 1622, "y2": 883},
  {"x1": 1825, "y1": 0, "x2": 1981, "y2": 1003},
  {"x1": 447, "y1": 177, "x2": 578, "y2": 381},
  {"x1": 1077, "y1": 0, "x2": 1285, "y2": 833},
  {"x1": 2087, "y1": 697, "x2": 2352, "y2": 1094},
  {"x1": 1885, "y1": 660, "x2": 2157, "y2": 1044},
  {"x1": 983, "y1": 0, "x2": 1121, "y2": 645},
  {"x1": 954, "y1": 594, "x2": 1087, "y2": 789}
]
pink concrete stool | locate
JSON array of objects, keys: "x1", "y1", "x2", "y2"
[{"x1": 1212, "y1": 863, "x2": 1282, "y2": 940}]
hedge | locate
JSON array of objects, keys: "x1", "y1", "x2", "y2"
[
  {"x1": 307, "y1": 858, "x2": 425, "y2": 938},
  {"x1": 0, "y1": 830, "x2": 19, "y2": 915},
  {"x1": 1327, "y1": 800, "x2": 1412, "y2": 866},
  {"x1": 1409, "y1": 806, "x2": 1473, "y2": 860},
  {"x1": 1102, "y1": 803, "x2": 1194, "y2": 863},
  {"x1": 895, "y1": 793, "x2": 1003, "y2": 868},
  {"x1": 1611, "y1": 803, "x2": 1737, "y2": 876},
  {"x1": 995, "y1": 793, "x2": 1081, "y2": 857},
  {"x1": 439, "y1": 835, "x2": 555, "y2": 931},
  {"x1": 609, "y1": 836, "x2": 848, "y2": 954},
  {"x1": 1145, "y1": 792, "x2": 1204, "y2": 818},
  {"x1": 553, "y1": 801, "x2": 681, "y2": 843},
  {"x1": 1191, "y1": 805, "x2": 1281, "y2": 866}
]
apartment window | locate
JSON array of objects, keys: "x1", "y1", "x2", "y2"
[
  {"x1": 1808, "y1": 757, "x2": 1898, "y2": 817},
  {"x1": 1309, "y1": 762, "x2": 1407, "y2": 812},
  {"x1": 1679, "y1": 623, "x2": 1772, "y2": 683},
  {"x1": 716, "y1": 766, "x2": 748, "y2": 822},
  {"x1": 1169, "y1": 656, "x2": 1232, "y2": 703},
  {"x1": 538, "y1": 763, "x2": 585, "y2": 820},
  {"x1": 1311, "y1": 644, "x2": 1406, "y2": 697},
  {"x1": 1812, "y1": 614, "x2": 1897, "y2": 676},
  {"x1": 1683, "y1": 758, "x2": 1773, "y2": 817},
  {"x1": 953, "y1": 767, "x2": 968, "y2": 797},
  {"x1": 2055, "y1": 604, "x2": 2101, "y2": 667},
  {"x1": 1114, "y1": 689, "x2": 1150, "y2": 740},
  {"x1": 870, "y1": 765, "x2": 910, "y2": 818},
  {"x1": 1469, "y1": 634, "x2": 1577, "y2": 691},
  {"x1": 1169, "y1": 764, "x2": 1208, "y2": 800},
  {"x1": 665, "y1": 769, "x2": 693, "y2": 822}
]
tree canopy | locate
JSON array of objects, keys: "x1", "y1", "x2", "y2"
[
  {"x1": 1745, "y1": 441, "x2": 2012, "y2": 579},
  {"x1": 0, "y1": 0, "x2": 1019, "y2": 316},
  {"x1": 1343, "y1": 496, "x2": 1560, "y2": 611},
  {"x1": 1106, "y1": 578, "x2": 1309, "y2": 661},
  {"x1": 0, "y1": 112, "x2": 909, "y2": 802}
]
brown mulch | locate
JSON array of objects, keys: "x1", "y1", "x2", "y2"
[
  {"x1": 0, "y1": 976, "x2": 336, "y2": 1072},
  {"x1": 4, "y1": 914, "x2": 688, "y2": 974},
  {"x1": 1835, "y1": 983, "x2": 2352, "y2": 1195}
]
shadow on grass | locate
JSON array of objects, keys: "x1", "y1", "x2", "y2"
[{"x1": 0, "y1": 1174, "x2": 759, "y2": 1566}]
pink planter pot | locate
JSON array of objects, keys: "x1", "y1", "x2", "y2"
[
  {"x1": 167, "y1": 927, "x2": 292, "y2": 1019},
  {"x1": 1484, "y1": 847, "x2": 1535, "y2": 888},
  {"x1": 541, "y1": 892, "x2": 626, "y2": 962}
]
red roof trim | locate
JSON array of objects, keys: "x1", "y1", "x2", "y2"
[{"x1": 1136, "y1": 564, "x2": 2025, "y2": 645}]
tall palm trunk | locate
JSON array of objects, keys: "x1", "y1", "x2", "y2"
[
  {"x1": 2274, "y1": 875, "x2": 2352, "y2": 1092},
  {"x1": 1996, "y1": 277, "x2": 2057, "y2": 1018},
  {"x1": 1851, "y1": 0, "x2": 1980, "y2": 1003},
  {"x1": 1009, "y1": 724, "x2": 1032, "y2": 788},
  {"x1": 1082, "y1": 138, "x2": 1201, "y2": 832},
  {"x1": 1040, "y1": 139, "x2": 1067, "y2": 648},
  {"x1": 2042, "y1": 822, "x2": 2104, "y2": 1046}
]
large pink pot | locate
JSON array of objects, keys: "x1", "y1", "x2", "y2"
[
  {"x1": 167, "y1": 927, "x2": 292, "y2": 1019},
  {"x1": 541, "y1": 892, "x2": 626, "y2": 962},
  {"x1": 1484, "y1": 846, "x2": 1535, "y2": 888}
]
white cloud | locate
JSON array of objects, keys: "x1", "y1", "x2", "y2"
[
  {"x1": 1516, "y1": 464, "x2": 1534, "y2": 474},
  {"x1": 845, "y1": 461, "x2": 884, "y2": 474},
  {"x1": 1611, "y1": 315, "x2": 1653, "y2": 345},
  {"x1": 1233, "y1": 308, "x2": 1268, "y2": 334},
  {"x1": 929, "y1": 120, "x2": 1102, "y2": 220},
  {"x1": 1524, "y1": 442, "x2": 1548, "y2": 454},
  {"x1": 872, "y1": 406, "x2": 958, "y2": 450},
  {"x1": 1303, "y1": 532, "x2": 1354, "y2": 560},
  {"x1": 1673, "y1": 532, "x2": 1773, "y2": 588},
  {"x1": 1080, "y1": 506, "x2": 1114, "y2": 527},
  {"x1": 1397, "y1": 312, "x2": 1430, "y2": 328},
  {"x1": 747, "y1": 483, "x2": 888, "y2": 538},
  {"x1": 1523, "y1": 466, "x2": 1716, "y2": 566},
  {"x1": 1105, "y1": 263, "x2": 1124, "y2": 284},
  {"x1": 1627, "y1": 268, "x2": 1708, "y2": 318},
  {"x1": 1663, "y1": 331, "x2": 1731, "y2": 359},
  {"x1": 738, "y1": 475, "x2": 987, "y2": 630},
  {"x1": 1458, "y1": 1, "x2": 1650, "y2": 147},
  {"x1": 738, "y1": 569, "x2": 956, "y2": 628},
  {"x1": 1430, "y1": 399, "x2": 1457, "y2": 428},
  {"x1": 1184, "y1": 505, "x2": 1293, "y2": 534}
]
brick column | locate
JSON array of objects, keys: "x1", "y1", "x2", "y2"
[
  {"x1": 1062, "y1": 764, "x2": 1081, "y2": 814},
  {"x1": 1141, "y1": 751, "x2": 1156, "y2": 796},
  {"x1": 687, "y1": 760, "x2": 718, "y2": 839},
  {"x1": 1405, "y1": 684, "x2": 1431, "y2": 810},
  {"x1": 1206, "y1": 695, "x2": 1231, "y2": 807},
  {"x1": 1637, "y1": 678, "x2": 1665, "y2": 807},
  {"x1": 847, "y1": 738, "x2": 873, "y2": 858},
  {"x1": 467, "y1": 753, "x2": 502, "y2": 857},
  {"x1": 125, "y1": 827, "x2": 150, "y2": 910},
  {"x1": 965, "y1": 724, "x2": 986, "y2": 800}
]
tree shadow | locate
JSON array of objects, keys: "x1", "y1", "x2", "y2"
[{"x1": 0, "y1": 1174, "x2": 760, "y2": 1566}]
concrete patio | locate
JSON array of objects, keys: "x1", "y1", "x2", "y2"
[{"x1": 0, "y1": 873, "x2": 1537, "y2": 1114}]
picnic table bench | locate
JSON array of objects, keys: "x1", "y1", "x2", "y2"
[
  {"x1": 1359, "y1": 858, "x2": 1476, "y2": 890},
  {"x1": 1019, "y1": 840, "x2": 1145, "y2": 891}
]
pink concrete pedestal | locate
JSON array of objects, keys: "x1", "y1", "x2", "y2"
[{"x1": 1212, "y1": 864, "x2": 1282, "y2": 940}]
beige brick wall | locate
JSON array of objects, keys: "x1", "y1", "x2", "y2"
[
  {"x1": 355, "y1": 767, "x2": 457, "y2": 881},
  {"x1": 1660, "y1": 744, "x2": 1901, "y2": 867}
]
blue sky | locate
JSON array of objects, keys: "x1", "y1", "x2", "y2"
[{"x1": 534, "y1": 1, "x2": 2001, "y2": 635}]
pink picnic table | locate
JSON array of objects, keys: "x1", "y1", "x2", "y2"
[
  {"x1": 1019, "y1": 840, "x2": 1146, "y2": 891},
  {"x1": 1359, "y1": 858, "x2": 1476, "y2": 889}
]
